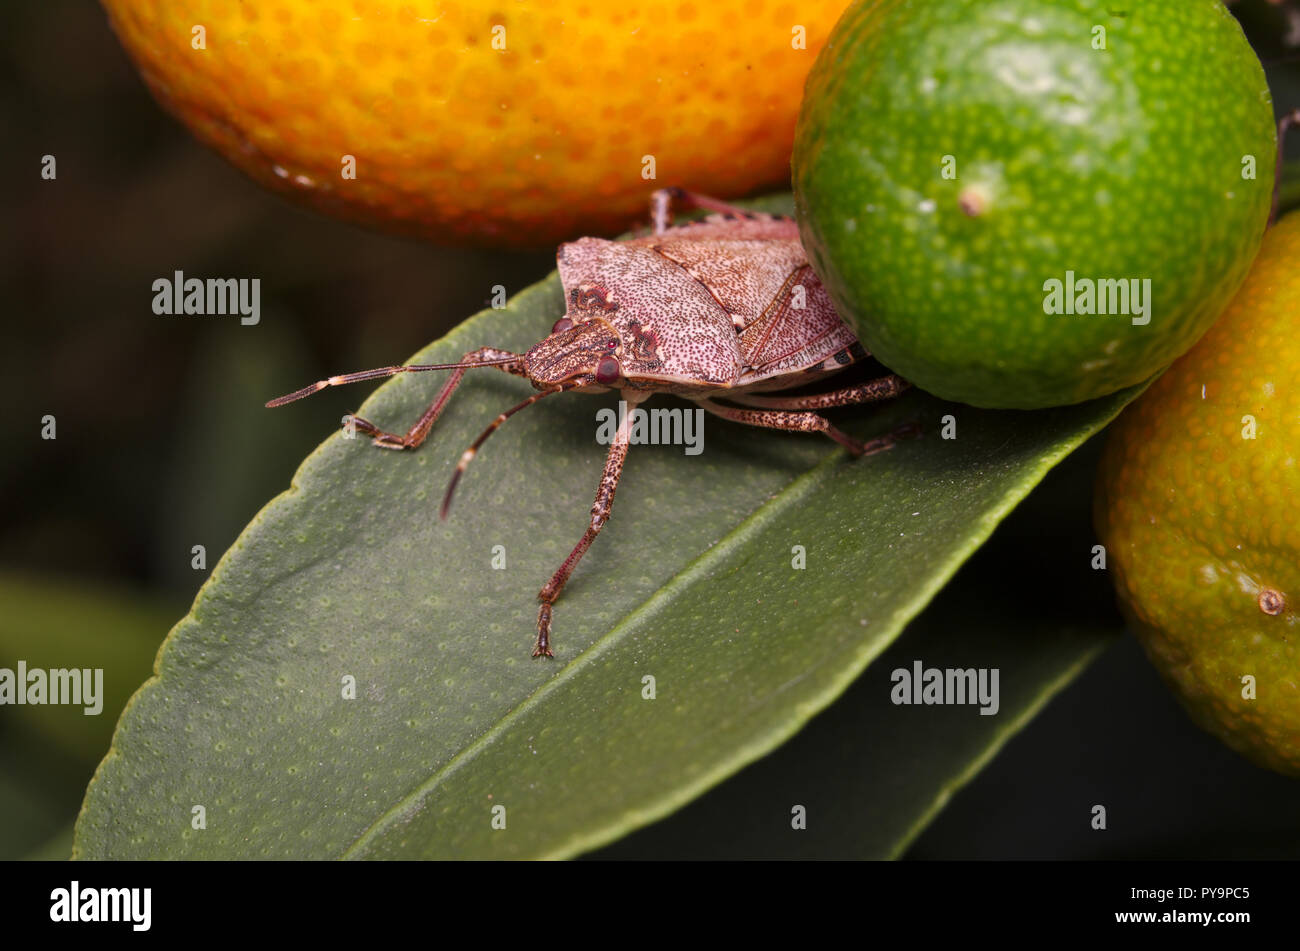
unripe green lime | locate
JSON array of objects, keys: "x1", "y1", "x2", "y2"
[{"x1": 794, "y1": 0, "x2": 1276, "y2": 409}]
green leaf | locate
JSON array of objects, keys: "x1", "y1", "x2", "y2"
[
  {"x1": 593, "y1": 615, "x2": 1113, "y2": 860},
  {"x1": 0, "y1": 749, "x2": 68, "y2": 860},
  {"x1": 0, "y1": 575, "x2": 176, "y2": 765},
  {"x1": 21, "y1": 824, "x2": 75, "y2": 862},
  {"x1": 0, "y1": 575, "x2": 177, "y2": 858},
  {"x1": 590, "y1": 444, "x2": 1123, "y2": 859},
  {"x1": 73, "y1": 196, "x2": 1147, "y2": 859}
]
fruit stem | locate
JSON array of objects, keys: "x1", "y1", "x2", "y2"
[{"x1": 1270, "y1": 109, "x2": 1300, "y2": 225}]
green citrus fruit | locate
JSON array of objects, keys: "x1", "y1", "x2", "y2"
[
  {"x1": 1095, "y1": 212, "x2": 1300, "y2": 777},
  {"x1": 793, "y1": 0, "x2": 1277, "y2": 408}
]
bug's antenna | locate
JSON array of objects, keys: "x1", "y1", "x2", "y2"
[
  {"x1": 265, "y1": 355, "x2": 523, "y2": 408},
  {"x1": 440, "y1": 386, "x2": 571, "y2": 520}
]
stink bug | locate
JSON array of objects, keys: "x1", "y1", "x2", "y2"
[{"x1": 268, "y1": 189, "x2": 916, "y2": 657}]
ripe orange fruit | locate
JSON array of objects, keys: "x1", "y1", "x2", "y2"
[
  {"x1": 1095, "y1": 212, "x2": 1300, "y2": 776},
  {"x1": 101, "y1": 0, "x2": 850, "y2": 247}
]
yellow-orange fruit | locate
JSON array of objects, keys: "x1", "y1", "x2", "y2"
[
  {"x1": 1096, "y1": 213, "x2": 1300, "y2": 776},
  {"x1": 102, "y1": 0, "x2": 850, "y2": 246}
]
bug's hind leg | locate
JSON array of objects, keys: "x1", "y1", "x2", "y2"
[
  {"x1": 725, "y1": 374, "x2": 911, "y2": 411},
  {"x1": 651, "y1": 187, "x2": 764, "y2": 235},
  {"x1": 346, "y1": 347, "x2": 526, "y2": 450},
  {"x1": 697, "y1": 399, "x2": 919, "y2": 458},
  {"x1": 534, "y1": 392, "x2": 646, "y2": 657}
]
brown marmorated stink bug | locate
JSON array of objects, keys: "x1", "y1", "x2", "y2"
[{"x1": 268, "y1": 188, "x2": 917, "y2": 658}]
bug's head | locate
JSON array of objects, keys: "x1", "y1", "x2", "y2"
[{"x1": 524, "y1": 316, "x2": 624, "y2": 389}]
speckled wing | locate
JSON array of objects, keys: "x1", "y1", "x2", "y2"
[
  {"x1": 628, "y1": 213, "x2": 858, "y2": 383},
  {"x1": 627, "y1": 214, "x2": 810, "y2": 331},
  {"x1": 736, "y1": 265, "x2": 859, "y2": 383}
]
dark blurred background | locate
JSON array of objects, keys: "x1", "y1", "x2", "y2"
[{"x1": 1, "y1": 0, "x2": 1297, "y2": 860}]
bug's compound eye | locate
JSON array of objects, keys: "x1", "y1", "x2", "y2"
[
  {"x1": 551, "y1": 317, "x2": 574, "y2": 334},
  {"x1": 595, "y1": 356, "x2": 621, "y2": 384}
]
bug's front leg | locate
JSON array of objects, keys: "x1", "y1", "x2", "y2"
[
  {"x1": 534, "y1": 391, "x2": 647, "y2": 657},
  {"x1": 347, "y1": 347, "x2": 525, "y2": 450}
]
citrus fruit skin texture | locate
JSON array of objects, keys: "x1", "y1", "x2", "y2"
[
  {"x1": 1096, "y1": 213, "x2": 1300, "y2": 777},
  {"x1": 102, "y1": 0, "x2": 850, "y2": 248},
  {"x1": 793, "y1": 0, "x2": 1276, "y2": 409}
]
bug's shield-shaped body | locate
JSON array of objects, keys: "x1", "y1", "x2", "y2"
[
  {"x1": 268, "y1": 190, "x2": 913, "y2": 658},
  {"x1": 529, "y1": 212, "x2": 862, "y2": 397}
]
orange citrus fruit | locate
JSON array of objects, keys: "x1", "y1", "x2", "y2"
[
  {"x1": 1095, "y1": 212, "x2": 1300, "y2": 776},
  {"x1": 100, "y1": 0, "x2": 850, "y2": 247}
]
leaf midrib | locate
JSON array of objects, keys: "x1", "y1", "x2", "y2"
[{"x1": 342, "y1": 419, "x2": 1092, "y2": 860}]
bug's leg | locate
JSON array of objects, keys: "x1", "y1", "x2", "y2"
[
  {"x1": 697, "y1": 398, "x2": 919, "y2": 458},
  {"x1": 724, "y1": 374, "x2": 911, "y2": 410},
  {"x1": 534, "y1": 392, "x2": 646, "y2": 657},
  {"x1": 651, "y1": 187, "x2": 763, "y2": 234},
  {"x1": 345, "y1": 347, "x2": 527, "y2": 450}
]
